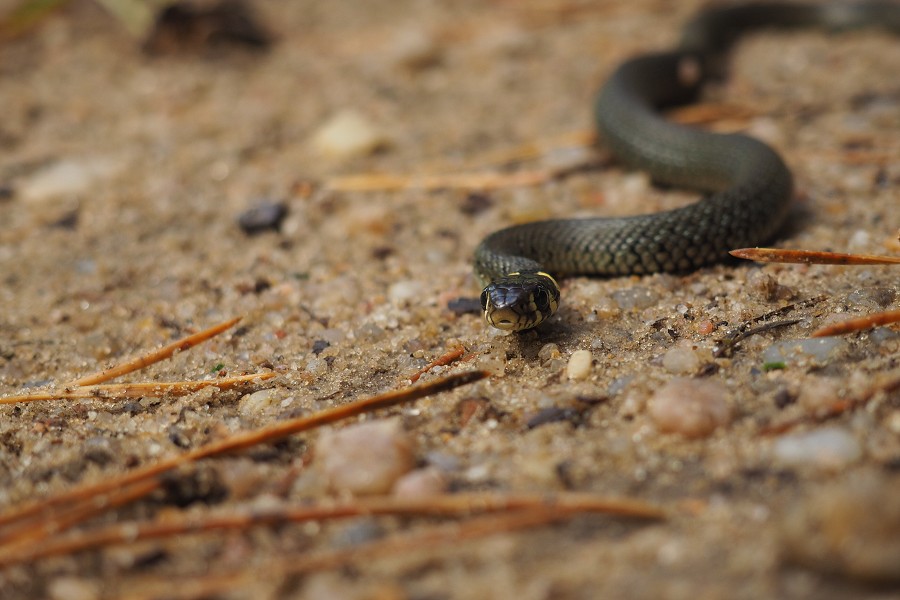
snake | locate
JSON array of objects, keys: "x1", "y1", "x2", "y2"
[{"x1": 476, "y1": 1, "x2": 900, "y2": 331}]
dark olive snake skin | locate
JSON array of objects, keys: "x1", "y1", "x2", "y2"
[{"x1": 476, "y1": 1, "x2": 900, "y2": 331}]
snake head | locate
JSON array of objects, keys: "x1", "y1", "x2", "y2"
[{"x1": 480, "y1": 271, "x2": 561, "y2": 331}]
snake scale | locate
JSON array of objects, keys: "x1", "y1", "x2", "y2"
[{"x1": 476, "y1": 1, "x2": 900, "y2": 331}]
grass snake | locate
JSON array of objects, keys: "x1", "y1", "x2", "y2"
[{"x1": 476, "y1": 1, "x2": 900, "y2": 331}]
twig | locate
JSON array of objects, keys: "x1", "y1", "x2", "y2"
[
  {"x1": 69, "y1": 316, "x2": 243, "y2": 386},
  {"x1": 118, "y1": 507, "x2": 651, "y2": 600},
  {"x1": 0, "y1": 372, "x2": 275, "y2": 405},
  {"x1": 2, "y1": 491, "x2": 663, "y2": 567},
  {"x1": 761, "y1": 369, "x2": 900, "y2": 435},
  {"x1": 0, "y1": 371, "x2": 488, "y2": 544},
  {"x1": 712, "y1": 296, "x2": 826, "y2": 358},
  {"x1": 811, "y1": 309, "x2": 900, "y2": 338},
  {"x1": 408, "y1": 346, "x2": 468, "y2": 383},
  {"x1": 730, "y1": 248, "x2": 900, "y2": 265},
  {"x1": 324, "y1": 170, "x2": 555, "y2": 193}
]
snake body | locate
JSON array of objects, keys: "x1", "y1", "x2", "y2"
[{"x1": 477, "y1": 1, "x2": 900, "y2": 331}]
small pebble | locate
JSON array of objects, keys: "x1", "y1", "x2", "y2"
[
  {"x1": 305, "y1": 357, "x2": 328, "y2": 376},
  {"x1": 762, "y1": 337, "x2": 847, "y2": 366},
  {"x1": 566, "y1": 349, "x2": 593, "y2": 380},
  {"x1": 662, "y1": 346, "x2": 700, "y2": 374},
  {"x1": 610, "y1": 285, "x2": 659, "y2": 310},
  {"x1": 392, "y1": 467, "x2": 446, "y2": 497},
  {"x1": 537, "y1": 343, "x2": 561, "y2": 364},
  {"x1": 796, "y1": 376, "x2": 840, "y2": 412},
  {"x1": 21, "y1": 156, "x2": 124, "y2": 202},
  {"x1": 696, "y1": 319, "x2": 716, "y2": 336},
  {"x1": 648, "y1": 378, "x2": 731, "y2": 438},
  {"x1": 239, "y1": 388, "x2": 282, "y2": 417},
  {"x1": 847, "y1": 287, "x2": 896, "y2": 310},
  {"x1": 477, "y1": 351, "x2": 506, "y2": 377},
  {"x1": 772, "y1": 426, "x2": 861, "y2": 470},
  {"x1": 747, "y1": 271, "x2": 794, "y2": 302},
  {"x1": 593, "y1": 296, "x2": 620, "y2": 319},
  {"x1": 847, "y1": 229, "x2": 872, "y2": 250},
  {"x1": 388, "y1": 279, "x2": 424, "y2": 304},
  {"x1": 781, "y1": 470, "x2": 900, "y2": 582},
  {"x1": 317, "y1": 419, "x2": 415, "y2": 495},
  {"x1": 237, "y1": 200, "x2": 287, "y2": 235},
  {"x1": 388, "y1": 27, "x2": 442, "y2": 71},
  {"x1": 311, "y1": 110, "x2": 388, "y2": 159},
  {"x1": 525, "y1": 406, "x2": 578, "y2": 429},
  {"x1": 459, "y1": 192, "x2": 493, "y2": 216}
]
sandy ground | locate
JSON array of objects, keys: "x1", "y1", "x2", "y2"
[{"x1": 1, "y1": 0, "x2": 899, "y2": 598}]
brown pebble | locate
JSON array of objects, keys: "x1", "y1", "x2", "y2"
[
  {"x1": 392, "y1": 467, "x2": 447, "y2": 497},
  {"x1": 317, "y1": 419, "x2": 415, "y2": 495},
  {"x1": 648, "y1": 378, "x2": 732, "y2": 438}
]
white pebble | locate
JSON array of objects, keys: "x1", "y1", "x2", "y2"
[
  {"x1": 662, "y1": 346, "x2": 700, "y2": 374},
  {"x1": 317, "y1": 419, "x2": 415, "y2": 495},
  {"x1": 311, "y1": 110, "x2": 388, "y2": 159},
  {"x1": 566, "y1": 350, "x2": 593, "y2": 380},
  {"x1": 773, "y1": 426, "x2": 862, "y2": 470},
  {"x1": 238, "y1": 388, "x2": 281, "y2": 417},
  {"x1": 648, "y1": 378, "x2": 731, "y2": 438},
  {"x1": 305, "y1": 357, "x2": 328, "y2": 376},
  {"x1": 610, "y1": 285, "x2": 659, "y2": 310},
  {"x1": 392, "y1": 467, "x2": 446, "y2": 497},
  {"x1": 21, "y1": 156, "x2": 125, "y2": 202},
  {"x1": 477, "y1": 351, "x2": 506, "y2": 377},
  {"x1": 388, "y1": 279, "x2": 424, "y2": 304}
]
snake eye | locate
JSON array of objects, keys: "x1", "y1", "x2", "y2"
[
  {"x1": 480, "y1": 289, "x2": 489, "y2": 310},
  {"x1": 535, "y1": 288, "x2": 550, "y2": 309}
]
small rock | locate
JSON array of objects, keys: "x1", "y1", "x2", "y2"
[
  {"x1": 476, "y1": 351, "x2": 506, "y2": 377},
  {"x1": 648, "y1": 378, "x2": 731, "y2": 438},
  {"x1": 762, "y1": 337, "x2": 847, "y2": 367},
  {"x1": 592, "y1": 296, "x2": 620, "y2": 319},
  {"x1": 661, "y1": 346, "x2": 700, "y2": 374},
  {"x1": 781, "y1": 470, "x2": 900, "y2": 582},
  {"x1": 525, "y1": 406, "x2": 578, "y2": 429},
  {"x1": 537, "y1": 343, "x2": 561, "y2": 364},
  {"x1": 566, "y1": 349, "x2": 593, "y2": 380},
  {"x1": 317, "y1": 419, "x2": 415, "y2": 495},
  {"x1": 392, "y1": 467, "x2": 446, "y2": 497},
  {"x1": 459, "y1": 192, "x2": 493, "y2": 216},
  {"x1": 388, "y1": 279, "x2": 424, "y2": 304},
  {"x1": 21, "y1": 156, "x2": 125, "y2": 202},
  {"x1": 311, "y1": 110, "x2": 388, "y2": 160},
  {"x1": 305, "y1": 357, "x2": 328, "y2": 376},
  {"x1": 388, "y1": 28, "x2": 442, "y2": 71},
  {"x1": 847, "y1": 287, "x2": 896, "y2": 310},
  {"x1": 611, "y1": 285, "x2": 659, "y2": 310},
  {"x1": 331, "y1": 518, "x2": 385, "y2": 547},
  {"x1": 237, "y1": 200, "x2": 287, "y2": 235},
  {"x1": 239, "y1": 388, "x2": 282, "y2": 417},
  {"x1": 796, "y1": 376, "x2": 840, "y2": 412},
  {"x1": 772, "y1": 426, "x2": 861, "y2": 470},
  {"x1": 747, "y1": 271, "x2": 794, "y2": 302}
]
